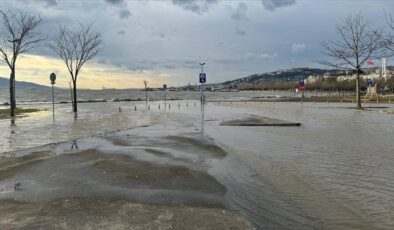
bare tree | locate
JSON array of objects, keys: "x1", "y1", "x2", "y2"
[
  {"x1": 383, "y1": 12, "x2": 394, "y2": 55},
  {"x1": 49, "y1": 24, "x2": 103, "y2": 112},
  {"x1": 320, "y1": 13, "x2": 384, "y2": 108},
  {"x1": 0, "y1": 10, "x2": 45, "y2": 117},
  {"x1": 143, "y1": 80, "x2": 148, "y2": 103}
]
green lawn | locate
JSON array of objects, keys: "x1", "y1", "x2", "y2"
[{"x1": 0, "y1": 108, "x2": 40, "y2": 119}]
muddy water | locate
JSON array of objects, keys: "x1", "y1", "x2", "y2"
[
  {"x1": 0, "y1": 101, "x2": 393, "y2": 229},
  {"x1": 209, "y1": 102, "x2": 394, "y2": 229}
]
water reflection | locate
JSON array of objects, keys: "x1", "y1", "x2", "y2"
[
  {"x1": 71, "y1": 139, "x2": 79, "y2": 149},
  {"x1": 10, "y1": 117, "x2": 15, "y2": 126},
  {"x1": 200, "y1": 100, "x2": 205, "y2": 136}
]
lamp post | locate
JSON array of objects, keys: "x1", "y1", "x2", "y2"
[{"x1": 50, "y1": 73, "x2": 56, "y2": 118}]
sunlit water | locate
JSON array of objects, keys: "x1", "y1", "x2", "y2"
[{"x1": 0, "y1": 90, "x2": 393, "y2": 229}]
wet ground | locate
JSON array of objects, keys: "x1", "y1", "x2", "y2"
[{"x1": 0, "y1": 101, "x2": 394, "y2": 229}]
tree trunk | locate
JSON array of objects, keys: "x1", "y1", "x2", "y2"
[
  {"x1": 9, "y1": 69, "x2": 16, "y2": 117},
  {"x1": 73, "y1": 80, "x2": 78, "y2": 112},
  {"x1": 356, "y1": 72, "x2": 362, "y2": 109}
]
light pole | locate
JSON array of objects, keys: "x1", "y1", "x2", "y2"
[{"x1": 50, "y1": 73, "x2": 56, "y2": 119}]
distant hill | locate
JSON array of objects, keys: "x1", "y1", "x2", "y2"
[
  {"x1": 219, "y1": 68, "x2": 345, "y2": 87},
  {"x1": 0, "y1": 77, "x2": 50, "y2": 90}
]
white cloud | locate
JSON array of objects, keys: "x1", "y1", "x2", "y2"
[
  {"x1": 245, "y1": 52, "x2": 277, "y2": 60},
  {"x1": 291, "y1": 43, "x2": 307, "y2": 53},
  {"x1": 260, "y1": 53, "x2": 278, "y2": 59}
]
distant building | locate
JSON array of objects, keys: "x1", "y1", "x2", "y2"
[{"x1": 307, "y1": 58, "x2": 393, "y2": 83}]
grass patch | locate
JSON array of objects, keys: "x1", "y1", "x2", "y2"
[{"x1": 0, "y1": 108, "x2": 40, "y2": 119}]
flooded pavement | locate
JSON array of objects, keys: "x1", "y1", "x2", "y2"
[
  {"x1": 0, "y1": 198, "x2": 252, "y2": 229},
  {"x1": 0, "y1": 101, "x2": 393, "y2": 229},
  {"x1": 210, "y1": 102, "x2": 394, "y2": 229}
]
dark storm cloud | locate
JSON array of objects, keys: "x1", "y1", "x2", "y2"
[
  {"x1": 230, "y1": 2, "x2": 248, "y2": 36},
  {"x1": 235, "y1": 26, "x2": 246, "y2": 36},
  {"x1": 105, "y1": 0, "x2": 124, "y2": 5},
  {"x1": 117, "y1": 29, "x2": 126, "y2": 35},
  {"x1": 103, "y1": 0, "x2": 131, "y2": 19},
  {"x1": 172, "y1": 0, "x2": 218, "y2": 15},
  {"x1": 119, "y1": 9, "x2": 131, "y2": 19},
  {"x1": 41, "y1": 0, "x2": 57, "y2": 7},
  {"x1": 262, "y1": 0, "x2": 296, "y2": 11},
  {"x1": 231, "y1": 2, "x2": 248, "y2": 21}
]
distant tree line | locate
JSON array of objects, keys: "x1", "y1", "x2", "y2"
[{"x1": 240, "y1": 77, "x2": 394, "y2": 94}]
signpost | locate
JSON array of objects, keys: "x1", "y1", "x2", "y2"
[
  {"x1": 199, "y1": 73, "x2": 206, "y2": 84},
  {"x1": 50, "y1": 73, "x2": 56, "y2": 118},
  {"x1": 199, "y1": 63, "x2": 206, "y2": 135},
  {"x1": 299, "y1": 79, "x2": 305, "y2": 104},
  {"x1": 299, "y1": 79, "x2": 305, "y2": 91},
  {"x1": 367, "y1": 79, "x2": 373, "y2": 106},
  {"x1": 163, "y1": 84, "x2": 167, "y2": 107},
  {"x1": 199, "y1": 63, "x2": 206, "y2": 102},
  {"x1": 367, "y1": 79, "x2": 373, "y2": 87}
]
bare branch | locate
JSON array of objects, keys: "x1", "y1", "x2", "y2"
[
  {"x1": 0, "y1": 9, "x2": 45, "y2": 69},
  {"x1": 320, "y1": 12, "x2": 385, "y2": 108},
  {"x1": 49, "y1": 23, "x2": 103, "y2": 112},
  {"x1": 383, "y1": 11, "x2": 394, "y2": 56},
  {"x1": 49, "y1": 23, "x2": 103, "y2": 82},
  {"x1": 320, "y1": 13, "x2": 384, "y2": 70}
]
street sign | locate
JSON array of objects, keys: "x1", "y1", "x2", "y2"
[
  {"x1": 299, "y1": 79, "x2": 305, "y2": 91},
  {"x1": 49, "y1": 73, "x2": 56, "y2": 118},
  {"x1": 367, "y1": 79, "x2": 373, "y2": 87},
  {"x1": 50, "y1": 73, "x2": 56, "y2": 85},
  {"x1": 163, "y1": 84, "x2": 167, "y2": 90},
  {"x1": 199, "y1": 73, "x2": 206, "y2": 84}
]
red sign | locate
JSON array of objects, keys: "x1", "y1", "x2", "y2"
[{"x1": 299, "y1": 79, "x2": 305, "y2": 91}]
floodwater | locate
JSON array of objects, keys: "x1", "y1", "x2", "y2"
[
  {"x1": 0, "y1": 88, "x2": 329, "y2": 105},
  {"x1": 0, "y1": 98, "x2": 394, "y2": 229}
]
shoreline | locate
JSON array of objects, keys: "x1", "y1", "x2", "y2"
[{"x1": 1, "y1": 92, "x2": 393, "y2": 107}]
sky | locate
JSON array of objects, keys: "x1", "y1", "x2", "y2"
[{"x1": 0, "y1": 0, "x2": 393, "y2": 89}]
